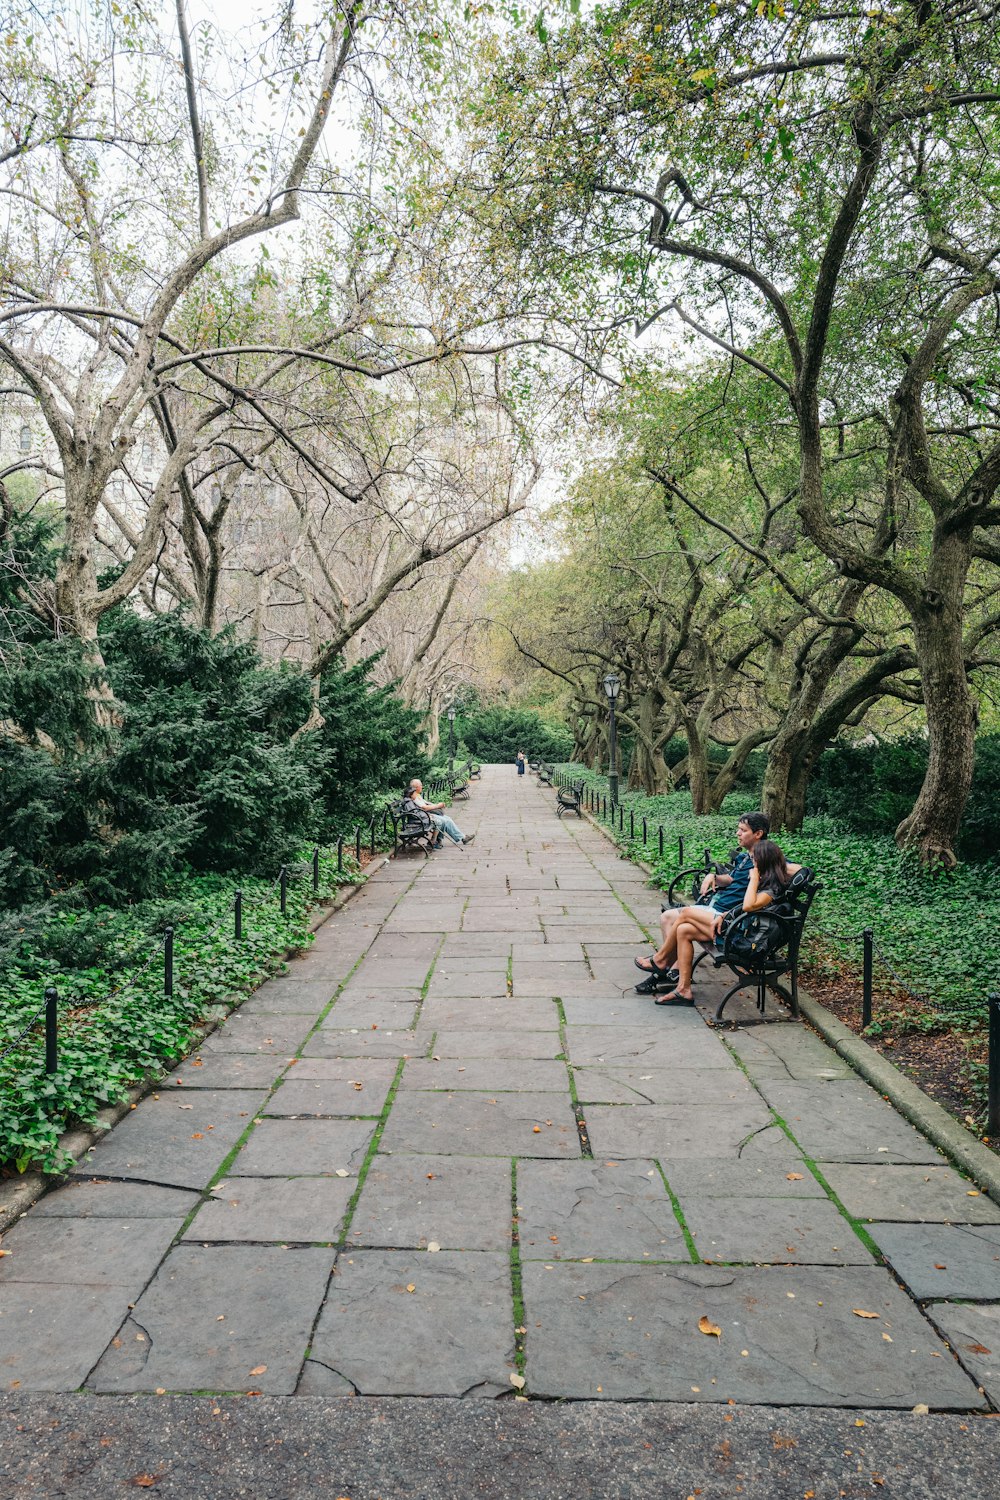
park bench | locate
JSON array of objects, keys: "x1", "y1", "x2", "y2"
[
  {"x1": 389, "y1": 800, "x2": 435, "y2": 857},
  {"x1": 447, "y1": 772, "x2": 470, "y2": 800},
  {"x1": 654, "y1": 859, "x2": 821, "y2": 1022},
  {"x1": 556, "y1": 779, "x2": 585, "y2": 818},
  {"x1": 537, "y1": 763, "x2": 554, "y2": 786},
  {"x1": 465, "y1": 760, "x2": 482, "y2": 780},
  {"x1": 528, "y1": 759, "x2": 540, "y2": 774}
]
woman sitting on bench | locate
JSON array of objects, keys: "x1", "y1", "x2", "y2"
[{"x1": 645, "y1": 840, "x2": 797, "y2": 1008}]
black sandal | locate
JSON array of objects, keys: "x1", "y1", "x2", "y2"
[
  {"x1": 635, "y1": 969, "x2": 679, "y2": 996},
  {"x1": 634, "y1": 955, "x2": 674, "y2": 977},
  {"x1": 654, "y1": 990, "x2": 695, "y2": 1007}
]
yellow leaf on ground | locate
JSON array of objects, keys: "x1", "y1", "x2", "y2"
[
  {"x1": 250, "y1": 1365, "x2": 267, "y2": 1376},
  {"x1": 406, "y1": 1284, "x2": 416, "y2": 1293},
  {"x1": 698, "y1": 1315, "x2": 722, "y2": 1339},
  {"x1": 509, "y1": 1373, "x2": 525, "y2": 1389},
  {"x1": 852, "y1": 1309, "x2": 880, "y2": 1318}
]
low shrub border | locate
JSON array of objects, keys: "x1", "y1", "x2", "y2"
[{"x1": 0, "y1": 849, "x2": 390, "y2": 1232}]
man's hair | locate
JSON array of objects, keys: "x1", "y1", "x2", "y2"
[
  {"x1": 739, "y1": 811, "x2": 770, "y2": 835},
  {"x1": 407, "y1": 778, "x2": 420, "y2": 793}
]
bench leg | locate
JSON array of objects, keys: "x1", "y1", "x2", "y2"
[{"x1": 714, "y1": 977, "x2": 748, "y2": 1023}]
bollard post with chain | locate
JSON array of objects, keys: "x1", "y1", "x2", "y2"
[
  {"x1": 862, "y1": 929, "x2": 874, "y2": 1029},
  {"x1": 990, "y1": 995, "x2": 1000, "y2": 1139},
  {"x1": 44, "y1": 986, "x2": 58, "y2": 1075},
  {"x1": 164, "y1": 927, "x2": 174, "y2": 997}
]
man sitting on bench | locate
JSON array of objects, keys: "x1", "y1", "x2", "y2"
[
  {"x1": 634, "y1": 811, "x2": 770, "y2": 999},
  {"x1": 407, "y1": 778, "x2": 475, "y2": 848}
]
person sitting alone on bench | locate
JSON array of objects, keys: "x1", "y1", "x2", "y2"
[
  {"x1": 634, "y1": 811, "x2": 770, "y2": 993},
  {"x1": 648, "y1": 839, "x2": 798, "y2": 1007},
  {"x1": 407, "y1": 778, "x2": 475, "y2": 848}
]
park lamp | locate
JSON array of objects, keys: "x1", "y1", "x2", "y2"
[
  {"x1": 603, "y1": 673, "x2": 621, "y2": 809},
  {"x1": 447, "y1": 704, "x2": 456, "y2": 721},
  {"x1": 603, "y1": 672, "x2": 621, "y2": 702}
]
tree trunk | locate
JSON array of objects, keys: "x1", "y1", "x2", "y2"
[
  {"x1": 895, "y1": 567, "x2": 975, "y2": 868},
  {"x1": 685, "y1": 719, "x2": 712, "y2": 813}
]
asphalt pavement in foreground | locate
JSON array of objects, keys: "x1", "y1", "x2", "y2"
[{"x1": 2, "y1": 764, "x2": 1000, "y2": 1497}]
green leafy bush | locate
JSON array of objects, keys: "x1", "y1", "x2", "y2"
[{"x1": 459, "y1": 705, "x2": 572, "y2": 762}]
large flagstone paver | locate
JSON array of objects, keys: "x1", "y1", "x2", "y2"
[
  {"x1": 164, "y1": 1053, "x2": 282, "y2": 1089},
  {"x1": 520, "y1": 1261, "x2": 985, "y2": 1407},
  {"x1": 564, "y1": 1023, "x2": 729, "y2": 1070},
  {"x1": 821, "y1": 1164, "x2": 1000, "y2": 1224},
  {"x1": 869, "y1": 1223, "x2": 1000, "y2": 1299},
  {"x1": 182, "y1": 1176, "x2": 353, "y2": 1243},
  {"x1": 428, "y1": 1028, "x2": 563, "y2": 1060},
  {"x1": 71, "y1": 1089, "x2": 268, "y2": 1189},
  {"x1": 379, "y1": 1091, "x2": 580, "y2": 1158},
  {"x1": 759, "y1": 1079, "x2": 947, "y2": 1165},
  {"x1": 574, "y1": 1065, "x2": 758, "y2": 1107},
  {"x1": 347, "y1": 1155, "x2": 512, "y2": 1250},
  {"x1": 233, "y1": 1118, "x2": 376, "y2": 1176},
  {"x1": 29, "y1": 1178, "x2": 200, "y2": 1219},
  {"x1": 302, "y1": 1029, "x2": 421, "y2": 1060},
  {"x1": 0, "y1": 1216, "x2": 179, "y2": 1291},
  {"x1": 398, "y1": 1057, "x2": 569, "y2": 1092},
  {"x1": 583, "y1": 1102, "x2": 774, "y2": 1160},
  {"x1": 515, "y1": 1160, "x2": 688, "y2": 1261},
  {"x1": 264, "y1": 1071, "x2": 395, "y2": 1117},
  {"x1": 682, "y1": 1195, "x2": 874, "y2": 1264},
  {"x1": 927, "y1": 1302, "x2": 1000, "y2": 1405},
  {"x1": 663, "y1": 1157, "x2": 822, "y2": 1200},
  {"x1": 416, "y1": 996, "x2": 557, "y2": 1032},
  {"x1": 303, "y1": 1250, "x2": 514, "y2": 1397},
  {"x1": 86, "y1": 1245, "x2": 333, "y2": 1394}
]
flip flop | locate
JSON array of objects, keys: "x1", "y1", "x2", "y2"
[
  {"x1": 654, "y1": 990, "x2": 695, "y2": 1007},
  {"x1": 634, "y1": 955, "x2": 673, "y2": 975}
]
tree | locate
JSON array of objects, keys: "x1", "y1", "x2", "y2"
[{"x1": 465, "y1": 0, "x2": 1000, "y2": 864}]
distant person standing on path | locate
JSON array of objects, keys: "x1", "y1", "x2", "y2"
[{"x1": 516, "y1": 750, "x2": 526, "y2": 776}]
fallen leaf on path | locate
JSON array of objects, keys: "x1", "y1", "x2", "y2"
[
  {"x1": 785, "y1": 1173, "x2": 803, "y2": 1181},
  {"x1": 965, "y1": 1342, "x2": 992, "y2": 1355},
  {"x1": 190, "y1": 1133, "x2": 204, "y2": 1140},
  {"x1": 427, "y1": 1242, "x2": 440, "y2": 1253},
  {"x1": 509, "y1": 1373, "x2": 525, "y2": 1389},
  {"x1": 250, "y1": 1366, "x2": 267, "y2": 1376},
  {"x1": 852, "y1": 1309, "x2": 879, "y2": 1319},
  {"x1": 335, "y1": 1169, "x2": 349, "y2": 1178},
  {"x1": 533, "y1": 1126, "x2": 541, "y2": 1133},
  {"x1": 698, "y1": 1316, "x2": 722, "y2": 1339},
  {"x1": 131, "y1": 1479, "x2": 157, "y2": 1489},
  {"x1": 406, "y1": 1284, "x2": 416, "y2": 1293}
]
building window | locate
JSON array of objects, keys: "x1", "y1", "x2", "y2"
[
  {"x1": 19, "y1": 425, "x2": 31, "y2": 452},
  {"x1": 141, "y1": 441, "x2": 153, "y2": 469}
]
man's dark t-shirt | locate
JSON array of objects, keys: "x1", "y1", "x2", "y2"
[{"x1": 709, "y1": 851, "x2": 754, "y2": 914}]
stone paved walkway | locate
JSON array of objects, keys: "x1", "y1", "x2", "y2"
[{"x1": 1, "y1": 766, "x2": 999, "y2": 1415}]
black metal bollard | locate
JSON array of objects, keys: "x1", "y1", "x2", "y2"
[
  {"x1": 235, "y1": 889, "x2": 243, "y2": 940},
  {"x1": 862, "y1": 928, "x2": 874, "y2": 1029},
  {"x1": 678, "y1": 835, "x2": 685, "y2": 866},
  {"x1": 658, "y1": 826, "x2": 664, "y2": 857},
  {"x1": 280, "y1": 866, "x2": 288, "y2": 917},
  {"x1": 337, "y1": 836, "x2": 344, "y2": 873},
  {"x1": 602, "y1": 795, "x2": 606, "y2": 819},
  {"x1": 642, "y1": 817, "x2": 647, "y2": 845},
  {"x1": 989, "y1": 994, "x2": 1000, "y2": 1138},
  {"x1": 164, "y1": 927, "x2": 174, "y2": 997},
  {"x1": 355, "y1": 825, "x2": 362, "y2": 863},
  {"x1": 704, "y1": 847, "x2": 712, "y2": 870},
  {"x1": 370, "y1": 815, "x2": 376, "y2": 856},
  {"x1": 312, "y1": 848, "x2": 320, "y2": 892},
  {"x1": 44, "y1": 986, "x2": 58, "y2": 1075},
  {"x1": 629, "y1": 810, "x2": 635, "y2": 839}
]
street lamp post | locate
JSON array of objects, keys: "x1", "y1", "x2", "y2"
[
  {"x1": 603, "y1": 672, "x2": 621, "y2": 812},
  {"x1": 447, "y1": 704, "x2": 456, "y2": 774}
]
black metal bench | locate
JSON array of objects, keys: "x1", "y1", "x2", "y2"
[
  {"x1": 389, "y1": 800, "x2": 435, "y2": 857},
  {"x1": 528, "y1": 759, "x2": 540, "y2": 774},
  {"x1": 556, "y1": 780, "x2": 584, "y2": 818},
  {"x1": 537, "y1": 762, "x2": 554, "y2": 786},
  {"x1": 465, "y1": 760, "x2": 481, "y2": 781},
  {"x1": 447, "y1": 773, "x2": 470, "y2": 800},
  {"x1": 659, "y1": 862, "x2": 821, "y2": 1022}
]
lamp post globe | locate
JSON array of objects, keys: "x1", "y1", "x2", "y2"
[{"x1": 603, "y1": 674, "x2": 621, "y2": 811}]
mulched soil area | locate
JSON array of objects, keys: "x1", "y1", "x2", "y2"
[{"x1": 799, "y1": 962, "x2": 997, "y2": 1153}]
